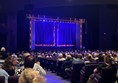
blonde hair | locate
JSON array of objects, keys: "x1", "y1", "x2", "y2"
[{"x1": 19, "y1": 68, "x2": 45, "y2": 83}]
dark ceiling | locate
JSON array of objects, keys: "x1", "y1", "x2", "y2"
[{"x1": 0, "y1": 0, "x2": 118, "y2": 12}]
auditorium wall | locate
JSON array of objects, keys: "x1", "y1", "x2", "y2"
[
  {"x1": 99, "y1": 5, "x2": 118, "y2": 50},
  {"x1": 0, "y1": 4, "x2": 118, "y2": 51}
]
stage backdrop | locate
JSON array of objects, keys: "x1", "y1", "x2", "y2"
[{"x1": 29, "y1": 15, "x2": 82, "y2": 50}]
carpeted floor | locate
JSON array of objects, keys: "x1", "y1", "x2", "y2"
[{"x1": 45, "y1": 71, "x2": 71, "y2": 83}]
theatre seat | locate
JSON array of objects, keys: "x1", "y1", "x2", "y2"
[
  {"x1": 50, "y1": 60, "x2": 56, "y2": 72},
  {"x1": 0, "y1": 76, "x2": 5, "y2": 83},
  {"x1": 80, "y1": 64, "x2": 98, "y2": 83},
  {"x1": 8, "y1": 76, "x2": 19, "y2": 83},
  {"x1": 93, "y1": 67, "x2": 117, "y2": 83},
  {"x1": 70, "y1": 63, "x2": 84, "y2": 83},
  {"x1": 56, "y1": 61, "x2": 64, "y2": 75}
]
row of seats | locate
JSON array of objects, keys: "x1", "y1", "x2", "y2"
[
  {"x1": 0, "y1": 76, "x2": 19, "y2": 83},
  {"x1": 39, "y1": 58, "x2": 97, "y2": 83},
  {"x1": 80, "y1": 64, "x2": 98, "y2": 83},
  {"x1": 93, "y1": 67, "x2": 117, "y2": 83},
  {"x1": 70, "y1": 63, "x2": 85, "y2": 83},
  {"x1": 0, "y1": 58, "x2": 117, "y2": 83},
  {"x1": 39, "y1": 58, "x2": 118, "y2": 83}
]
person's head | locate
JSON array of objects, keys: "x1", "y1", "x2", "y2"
[
  {"x1": 19, "y1": 68, "x2": 45, "y2": 83},
  {"x1": 86, "y1": 54, "x2": 93, "y2": 60},
  {"x1": 23, "y1": 52, "x2": 31, "y2": 58},
  {"x1": 12, "y1": 57, "x2": 19, "y2": 66},
  {"x1": 24, "y1": 55, "x2": 35, "y2": 68},
  {"x1": 58, "y1": 53, "x2": 63, "y2": 58},
  {"x1": 66, "y1": 54, "x2": 72, "y2": 60},
  {"x1": 75, "y1": 53, "x2": 82, "y2": 59},
  {"x1": 114, "y1": 53, "x2": 118, "y2": 57},
  {"x1": 1, "y1": 47, "x2": 6, "y2": 52},
  {"x1": 104, "y1": 55, "x2": 113, "y2": 65},
  {"x1": 2, "y1": 56, "x2": 18, "y2": 70}
]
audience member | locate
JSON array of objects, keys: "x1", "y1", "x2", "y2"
[
  {"x1": 0, "y1": 47, "x2": 8, "y2": 59},
  {"x1": 57, "y1": 53, "x2": 66, "y2": 61},
  {"x1": 2, "y1": 56, "x2": 19, "y2": 71},
  {"x1": 0, "y1": 64, "x2": 9, "y2": 83},
  {"x1": 19, "y1": 55, "x2": 45, "y2": 83},
  {"x1": 72, "y1": 53, "x2": 84, "y2": 64},
  {"x1": 33, "y1": 61, "x2": 46, "y2": 77},
  {"x1": 1, "y1": 55, "x2": 19, "y2": 76},
  {"x1": 19, "y1": 68, "x2": 45, "y2": 83},
  {"x1": 87, "y1": 54, "x2": 116, "y2": 83}
]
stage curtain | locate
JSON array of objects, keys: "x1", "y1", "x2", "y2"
[
  {"x1": 35, "y1": 21, "x2": 54, "y2": 45},
  {"x1": 58, "y1": 22, "x2": 76, "y2": 46}
]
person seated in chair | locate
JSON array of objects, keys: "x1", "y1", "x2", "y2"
[
  {"x1": 72, "y1": 53, "x2": 84, "y2": 64},
  {"x1": 0, "y1": 64, "x2": 9, "y2": 83},
  {"x1": 0, "y1": 47, "x2": 8, "y2": 59},
  {"x1": 19, "y1": 68, "x2": 45, "y2": 83},
  {"x1": 33, "y1": 61, "x2": 46, "y2": 77},
  {"x1": 87, "y1": 54, "x2": 116, "y2": 83},
  {"x1": 2, "y1": 56, "x2": 19, "y2": 76},
  {"x1": 19, "y1": 55, "x2": 45, "y2": 83}
]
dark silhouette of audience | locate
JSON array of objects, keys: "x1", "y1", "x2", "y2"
[{"x1": 0, "y1": 47, "x2": 8, "y2": 59}]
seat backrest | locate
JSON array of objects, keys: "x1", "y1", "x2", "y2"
[
  {"x1": 93, "y1": 73, "x2": 101, "y2": 83},
  {"x1": 0, "y1": 76, "x2": 5, "y2": 83},
  {"x1": 73, "y1": 63, "x2": 85, "y2": 73},
  {"x1": 85, "y1": 64, "x2": 98, "y2": 73},
  {"x1": 8, "y1": 76, "x2": 19, "y2": 83},
  {"x1": 81, "y1": 64, "x2": 98, "y2": 83},
  {"x1": 71, "y1": 63, "x2": 85, "y2": 83},
  {"x1": 100, "y1": 67, "x2": 117, "y2": 83},
  {"x1": 57, "y1": 61, "x2": 64, "y2": 70},
  {"x1": 56, "y1": 61, "x2": 64, "y2": 72}
]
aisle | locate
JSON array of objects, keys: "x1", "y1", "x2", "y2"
[{"x1": 45, "y1": 71, "x2": 70, "y2": 83}]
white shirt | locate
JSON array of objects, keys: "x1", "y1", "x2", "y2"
[
  {"x1": 0, "y1": 68, "x2": 9, "y2": 83},
  {"x1": 33, "y1": 63, "x2": 46, "y2": 77}
]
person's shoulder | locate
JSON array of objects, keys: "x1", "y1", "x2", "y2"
[
  {"x1": 0, "y1": 69, "x2": 6, "y2": 72},
  {"x1": 0, "y1": 69, "x2": 9, "y2": 76}
]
